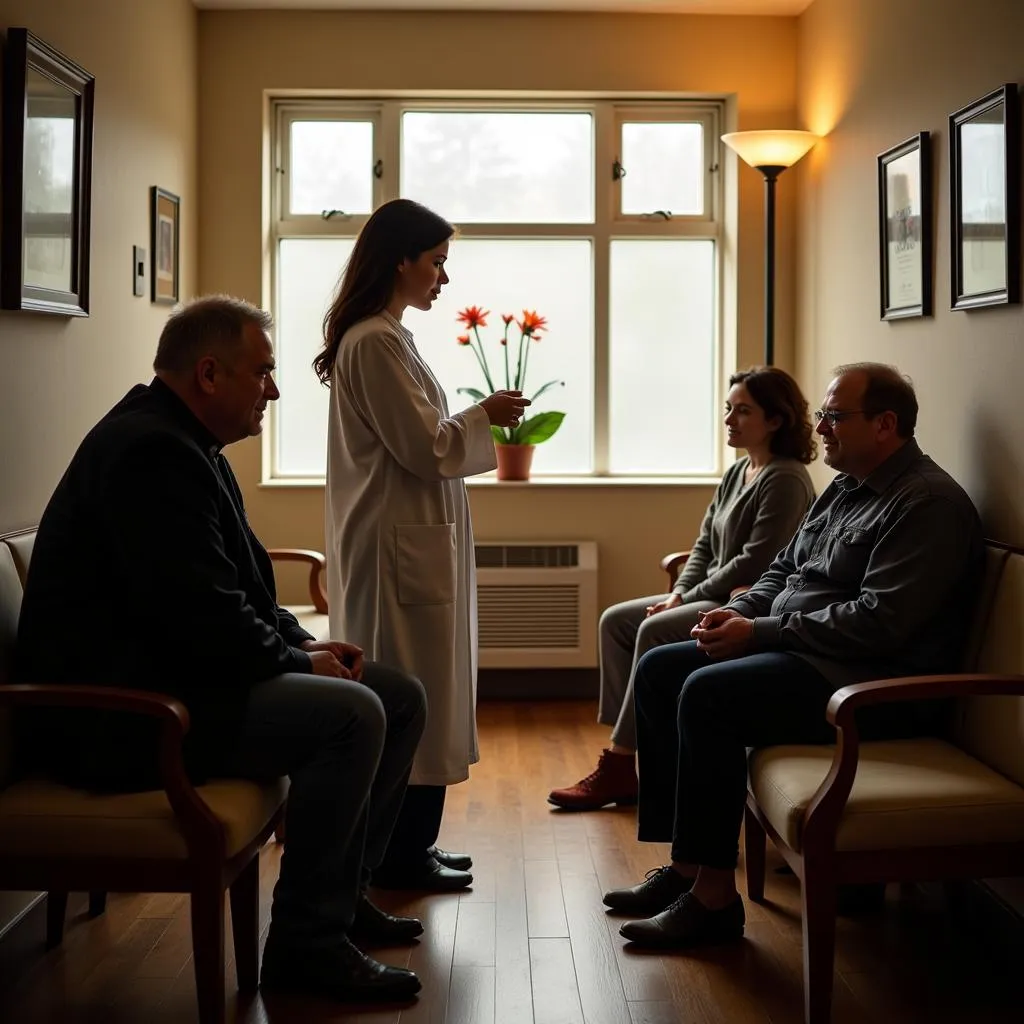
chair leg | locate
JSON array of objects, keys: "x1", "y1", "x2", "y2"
[
  {"x1": 743, "y1": 802, "x2": 767, "y2": 903},
  {"x1": 229, "y1": 856, "x2": 260, "y2": 994},
  {"x1": 190, "y1": 879, "x2": 226, "y2": 1024},
  {"x1": 801, "y1": 863, "x2": 838, "y2": 1024},
  {"x1": 45, "y1": 892, "x2": 68, "y2": 950},
  {"x1": 88, "y1": 891, "x2": 107, "y2": 918}
]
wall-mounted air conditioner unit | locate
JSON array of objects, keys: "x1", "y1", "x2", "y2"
[{"x1": 475, "y1": 541, "x2": 598, "y2": 669}]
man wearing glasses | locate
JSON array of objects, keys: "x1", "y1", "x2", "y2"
[{"x1": 605, "y1": 362, "x2": 983, "y2": 949}]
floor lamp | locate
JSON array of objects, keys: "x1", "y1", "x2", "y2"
[{"x1": 720, "y1": 130, "x2": 819, "y2": 366}]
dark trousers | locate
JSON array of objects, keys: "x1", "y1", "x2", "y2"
[
  {"x1": 634, "y1": 641, "x2": 836, "y2": 871},
  {"x1": 225, "y1": 662, "x2": 426, "y2": 949},
  {"x1": 378, "y1": 784, "x2": 447, "y2": 871}
]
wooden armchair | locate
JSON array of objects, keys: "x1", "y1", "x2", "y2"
[
  {"x1": 658, "y1": 549, "x2": 750, "y2": 601},
  {"x1": 742, "y1": 540, "x2": 1024, "y2": 1022}
]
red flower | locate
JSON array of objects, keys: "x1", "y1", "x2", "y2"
[
  {"x1": 516, "y1": 310, "x2": 547, "y2": 336},
  {"x1": 457, "y1": 306, "x2": 489, "y2": 329},
  {"x1": 501, "y1": 314, "x2": 515, "y2": 325},
  {"x1": 456, "y1": 334, "x2": 471, "y2": 346}
]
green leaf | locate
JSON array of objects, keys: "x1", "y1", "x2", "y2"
[
  {"x1": 457, "y1": 387, "x2": 488, "y2": 402},
  {"x1": 490, "y1": 425, "x2": 509, "y2": 444},
  {"x1": 529, "y1": 379, "x2": 565, "y2": 403},
  {"x1": 514, "y1": 411, "x2": 565, "y2": 445}
]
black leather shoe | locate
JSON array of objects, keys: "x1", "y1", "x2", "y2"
[
  {"x1": 619, "y1": 892, "x2": 745, "y2": 948},
  {"x1": 260, "y1": 932, "x2": 421, "y2": 1002},
  {"x1": 428, "y1": 845, "x2": 473, "y2": 870},
  {"x1": 349, "y1": 893, "x2": 423, "y2": 944},
  {"x1": 602, "y1": 866, "x2": 694, "y2": 916},
  {"x1": 372, "y1": 855, "x2": 473, "y2": 892}
]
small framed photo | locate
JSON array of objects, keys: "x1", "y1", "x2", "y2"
[
  {"x1": 878, "y1": 132, "x2": 932, "y2": 320},
  {"x1": 150, "y1": 186, "x2": 180, "y2": 304},
  {"x1": 949, "y1": 84, "x2": 1020, "y2": 310}
]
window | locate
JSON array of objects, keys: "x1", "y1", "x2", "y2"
[{"x1": 269, "y1": 99, "x2": 723, "y2": 480}]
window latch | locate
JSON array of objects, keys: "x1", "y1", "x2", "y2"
[
  {"x1": 321, "y1": 209, "x2": 348, "y2": 220},
  {"x1": 612, "y1": 159, "x2": 627, "y2": 181},
  {"x1": 643, "y1": 210, "x2": 673, "y2": 220},
  {"x1": 373, "y1": 159, "x2": 383, "y2": 179}
]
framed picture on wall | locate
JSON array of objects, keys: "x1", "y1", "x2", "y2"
[
  {"x1": 877, "y1": 132, "x2": 932, "y2": 320},
  {"x1": 949, "y1": 84, "x2": 1020, "y2": 310},
  {"x1": 150, "y1": 186, "x2": 180, "y2": 304},
  {"x1": 0, "y1": 28, "x2": 94, "y2": 316}
]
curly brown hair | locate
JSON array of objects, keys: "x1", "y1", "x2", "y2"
[{"x1": 729, "y1": 366, "x2": 816, "y2": 464}]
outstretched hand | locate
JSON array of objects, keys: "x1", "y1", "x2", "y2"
[{"x1": 480, "y1": 390, "x2": 531, "y2": 428}]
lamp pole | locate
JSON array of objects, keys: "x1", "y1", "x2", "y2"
[{"x1": 759, "y1": 165, "x2": 785, "y2": 367}]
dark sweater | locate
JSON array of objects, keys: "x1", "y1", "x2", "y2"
[
  {"x1": 674, "y1": 456, "x2": 815, "y2": 603},
  {"x1": 15, "y1": 378, "x2": 314, "y2": 787}
]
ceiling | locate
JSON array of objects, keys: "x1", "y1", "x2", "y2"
[{"x1": 194, "y1": 0, "x2": 813, "y2": 15}]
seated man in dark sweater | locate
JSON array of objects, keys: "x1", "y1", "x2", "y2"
[
  {"x1": 15, "y1": 295, "x2": 426, "y2": 1004},
  {"x1": 604, "y1": 363, "x2": 983, "y2": 948}
]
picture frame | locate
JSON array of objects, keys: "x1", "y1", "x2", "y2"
[
  {"x1": 150, "y1": 186, "x2": 180, "y2": 304},
  {"x1": 0, "y1": 28, "x2": 94, "y2": 316},
  {"x1": 877, "y1": 132, "x2": 932, "y2": 320},
  {"x1": 949, "y1": 84, "x2": 1020, "y2": 310}
]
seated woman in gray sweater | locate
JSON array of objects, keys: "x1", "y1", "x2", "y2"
[{"x1": 548, "y1": 366, "x2": 816, "y2": 810}]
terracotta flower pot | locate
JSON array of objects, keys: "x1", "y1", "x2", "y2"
[{"x1": 495, "y1": 443, "x2": 536, "y2": 481}]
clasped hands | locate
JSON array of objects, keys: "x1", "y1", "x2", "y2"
[
  {"x1": 301, "y1": 639, "x2": 364, "y2": 680},
  {"x1": 689, "y1": 608, "x2": 754, "y2": 661}
]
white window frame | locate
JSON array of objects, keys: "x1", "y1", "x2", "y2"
[{"x1": 266, "y1": 95, "x2": 725, "y2": 483}]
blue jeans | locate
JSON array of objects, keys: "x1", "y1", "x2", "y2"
[
  {"x1": 226, "y1": 663, "x2": 426, "y2": 948},
  {"x1": 634, "y1": 642, "x2": 836, "y2": 871}
]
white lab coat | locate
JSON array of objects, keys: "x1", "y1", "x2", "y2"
[{"x1": 325, "y1": 312, "x2": 497, "y2": 785}]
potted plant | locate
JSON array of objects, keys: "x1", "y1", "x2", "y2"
[{"x1": 455, "y1": 306, "x2": 565, "y2": 481}]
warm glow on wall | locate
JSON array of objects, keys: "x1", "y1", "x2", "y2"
[{"x1": 720, "y1": 130, "x2": 820, "y2": 169}]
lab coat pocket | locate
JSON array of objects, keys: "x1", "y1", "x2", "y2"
[{"x1": 395, "y1": 523, "x2": 457, "y2": 605}]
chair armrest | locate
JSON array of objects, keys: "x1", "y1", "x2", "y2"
[
  {"x1": 0, "y1": 684, "x2": 226, "y2": 859},
  {"x1": 659, "y1": 550, "x2": 691, "y2": 591},
  {"x1": 800, "y1": 673, "x2": 1024, "y2": 852},
  {"x1": 268, "y1": 548, "x2": 328, "y2": 614},
  {"x1": 729, "y1": 585, "x2": 751, "y2": 601}
]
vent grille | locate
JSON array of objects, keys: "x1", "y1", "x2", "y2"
[
  {"x1": 478, "y1": 584, "x2": 580, "y2": 648},
  {"x1": 475, "y1": 544, "x2": 579, "y2": 569}
]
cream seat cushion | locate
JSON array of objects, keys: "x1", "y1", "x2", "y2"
[
  {"x1": 0, "y1": 776, "x2": 287, "y2": 860},
  {"x1": 284, "y1": 605, "x2": 330, "y2": 642},
  {"x1": 749, "y1": 738, "x2": 1024, "y2": 853}
]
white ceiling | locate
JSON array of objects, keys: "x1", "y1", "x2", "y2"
[{"x1": 194, "y1": 0, "x2": 813, "y2": 15}]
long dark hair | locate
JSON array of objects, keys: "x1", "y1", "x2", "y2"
[
  {"x1": 313, "y1": 199, "x2": 454, "y2": 386},
  {"x1": 729, "y1": 366, "x2": 816, "y2": 464}
]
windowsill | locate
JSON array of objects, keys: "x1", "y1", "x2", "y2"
[{"x1": 260, "y1": 474, "x2": 722, "y2": 489}]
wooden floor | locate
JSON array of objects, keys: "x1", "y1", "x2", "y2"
[{"x1": 0, "y1": 700, "x2": 1018, "y2": 1024}]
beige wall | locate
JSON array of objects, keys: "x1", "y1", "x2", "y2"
[
  {"x1": 0, "y1": 0, "x2": 197, "y2": 534},
  {"x1": 795, "y1": 0, "x2": 1024, "y2": 544},
  {"x1": 197, "y1": 10, "x2": 800, "y2": 607}
]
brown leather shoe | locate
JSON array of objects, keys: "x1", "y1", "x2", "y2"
[{"x1": 547, "y1": 749, "x2": 638, "y2": 810}]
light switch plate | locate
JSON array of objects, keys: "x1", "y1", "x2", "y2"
[{"x1": 133, "y1": 246, "x2": 146, "y2": 297}]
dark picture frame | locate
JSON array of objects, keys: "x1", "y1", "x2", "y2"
[
  {"x1": 949, "y1": 84, "x2": 1020, "y2": 310},
  {"x1": 150, "y1": 186, "x2": 180, "y2": 304},
  {"x1": 1, "y1": 28, "x2": 94, "y2": 316},
  {"x1": 878, "y1": 132, "x2": 932, "y2": 320}
]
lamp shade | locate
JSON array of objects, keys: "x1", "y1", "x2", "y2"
[{"x1": 720, "y1": 130, "x2": 818, "y2": 170}]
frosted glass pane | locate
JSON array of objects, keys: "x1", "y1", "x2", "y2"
[
  {"x1": 405, "y1": 239, "x2": 593, "y2": 474},
  {"x1": 401, "y1": 112, "x2": 593, "y2": 223},
  {"x1": 290, "y1": 121, "x2": 374, "y2": 215},
  {"x1": 620, "y1": 122, "x2": 704, "y2": 216},
  {"x1": 276, "y1": 238, "x2": 355, "y2": 476},
  {"x1": 609, "y1": 240, "x2": 715, "y2": 473}
]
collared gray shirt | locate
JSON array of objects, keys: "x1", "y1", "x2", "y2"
[{"x1": 728, "y1": 439, "x2": 984, "y2": 689}]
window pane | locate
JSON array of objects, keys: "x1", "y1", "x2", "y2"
[
  {"x1": 289, "y1": 120, "x2": 374, "y2": 215},
  {"x1": 609, "y1": 240, "x2": 716, "y2": 473},
  {"x1": 401, "y1": 112, "x2": 594, "y2": 223},
  {"x1": 405, "y1": 239, "x2": 593, "y2": 473},
  {"x1": 276, "y1": 238, "x2": 354, "y2": 476},
  {"x1": 620, "y1": 122, "x2": 704, "y2": 216}
]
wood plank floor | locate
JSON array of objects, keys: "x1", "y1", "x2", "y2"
[{"x1": 0, "y1": 700, "x2": 1018, "y2": 1023}]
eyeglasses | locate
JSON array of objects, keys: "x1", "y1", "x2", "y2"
[{"x1": 814, "y1": 409, "x2": 867, "y2": 427}]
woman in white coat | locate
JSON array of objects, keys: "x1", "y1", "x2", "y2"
[{"x1": 314, "y1": 199, "x2": 528, "y2": 891}]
